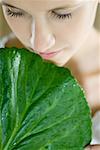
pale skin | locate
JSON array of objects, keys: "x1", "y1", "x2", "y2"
[{"x1": 0, "y1": 0, "x2": 100, "y2": 149}]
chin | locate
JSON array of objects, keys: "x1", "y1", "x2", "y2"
[
  {"x1": 53, "y1": 61, "x2": 67, "y2": 67},
  {"x1": 55, "y1": 58, "x2": 70, "y2": 67},
  {"x1": 57, "y1": 63, "x2": 67, "y2": 67}
]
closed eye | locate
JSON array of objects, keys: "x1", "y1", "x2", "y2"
[
  {"x1": 5, "y1": 8, "x2": 72, "y2": 21},
  {"x1": 6, "y1": 8, "x2": 24, "y2": 17},
  {"x1": 50, "y1": 11, "x2": 72, "y2": 20}
]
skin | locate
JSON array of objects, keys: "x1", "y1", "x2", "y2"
[
  {"x1": 0, "y1": 0, "x2": 100, "y2": 149},
  {"x1": 0, "y1": 0, "x2": 99, "y2": 66}
]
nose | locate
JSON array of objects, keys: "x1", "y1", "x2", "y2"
[{"x1": 30, "y1": 19, "x2": 55, "y2": 53}]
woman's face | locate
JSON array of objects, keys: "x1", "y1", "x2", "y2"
[{"x1": 0, "y1": 0, "x2": 99, "y2": 66}]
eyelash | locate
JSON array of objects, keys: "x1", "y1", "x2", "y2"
[
  {"x1": 6, "y1": 8, "x2": 24, "y2": 17},
  {"x1": 6, "y1": 8, "x2": 72, "y2": 20},
  {"x1": 50, "y1": 11, "x2": 72, "y2": 20}
]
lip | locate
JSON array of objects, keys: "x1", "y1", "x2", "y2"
[
  {"x1": 39, "y1": 50, "x2": 61, "y2": 59},
  {"x1": 29, "y1": 47, "x2": 62, "y2": 59}
]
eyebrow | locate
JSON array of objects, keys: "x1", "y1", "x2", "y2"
[
  {"x1": 0, "y1": 1, "x2": 24, "y2": 11},
  {"x1": 0, "y1": 1, "x2": 83, "y2": 12}
]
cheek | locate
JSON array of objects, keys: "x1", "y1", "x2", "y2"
[
  {"x1": 54, "y1": 2, "x2": 94, "y2": 50},
  {"x1": 3, "y1": 9, "x2": 31, "y2": 45},
  {"x1": 69, "y1": 3, "x2": 94, "y2": 48}
]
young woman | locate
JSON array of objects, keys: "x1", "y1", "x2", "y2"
[{"x1": 0, "y1": 0, "x2": 100, "y2": 149}]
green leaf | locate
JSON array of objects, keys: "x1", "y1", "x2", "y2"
[{"x1": 0, "y1": 47, "x2": 92, "y2": 150}]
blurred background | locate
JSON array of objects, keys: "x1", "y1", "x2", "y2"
[{"x1": 0, "y1": 5, "x2": 11, "y2": 37}]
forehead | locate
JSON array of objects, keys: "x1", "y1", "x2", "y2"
[{"x1": 1, "y1": 0, "x2": 84, "y2": 11}]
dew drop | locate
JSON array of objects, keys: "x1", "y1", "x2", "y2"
[
  {"x1": 73, "y1": 84, "x2": 76, "y2": 87},
  {"x1": 1, "y1": 117, "x2": 4, "y2": 121},
  {"x1": 13, "y1": 142, "x2": 17, "y2": 146}
]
